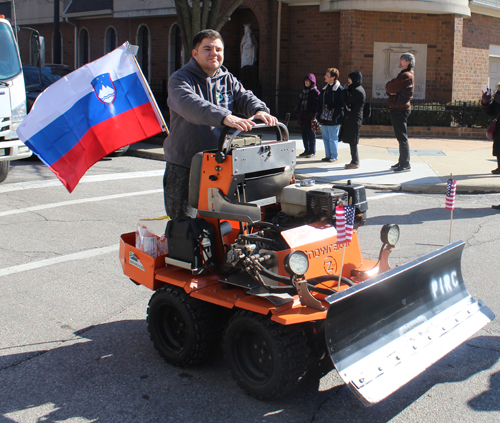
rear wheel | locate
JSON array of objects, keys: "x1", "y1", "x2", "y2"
[
  {"x1": 147, "y1": 286, "x2": 222, "y2": 367},
  {"x1": 0, "y1": 161, "x2": 10, "y2": 183},
  {"x1": 224, "y1": 310, "x2": 310, "y2": 399}
]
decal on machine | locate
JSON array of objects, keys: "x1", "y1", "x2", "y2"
[
  {"x1": 129, "y1": 251, "x2": 145, "y2": 271},
  {"x1": 323, "y1": 257, "x2": 338, "y2": 275},
  {"x1": 305, "y1": 242, "x2": 349, "y2": 259},
  {"x1": 430, "y1": 270, "x2": 459, "y2": 299}
]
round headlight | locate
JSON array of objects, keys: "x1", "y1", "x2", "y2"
[
  {"x1": 380, "y1": 224, "x2": 400, "y2": 247},
  {"x1": 285, "y1": 251, "x2": 309, "y2": 276}
]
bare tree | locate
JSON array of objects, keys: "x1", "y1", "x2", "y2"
[{"x1": 174, "y1": 0, "x2": 245, "y2": 53}]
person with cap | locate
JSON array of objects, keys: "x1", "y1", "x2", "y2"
[
  {"x1": 296, "y1": 74, "x2": 320, "y2": 158},
  {"x1": 340, "y1": 71, "x2": 366, "y2": 169},
  {"x1": 386, "y1": 53, "x2": 415, "y2": 173}
]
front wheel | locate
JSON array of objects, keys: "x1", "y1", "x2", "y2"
[
  {"x1": 224, "y1": 310, "x2": 310, "y2": 399},
  {"x1": 0, "y1": 160, "x2": 10, "y2": 183},
  {"x1": 147, "y1": 286, "x2": 222, "y2": 367}
]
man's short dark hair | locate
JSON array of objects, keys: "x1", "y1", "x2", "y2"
[{"x1": 192, "y1": 29, "x2": 224, "y2": 50}]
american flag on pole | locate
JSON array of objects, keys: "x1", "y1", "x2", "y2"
[
  {"x1": 336, "y1": 204, "x2": 347, "y2": 244},
  {"x1": 345, "y1": 205, "x2": 356, "y2": 242},
  {"x1": 445, "y1": 178, "x2": 457, "y2": 210}
]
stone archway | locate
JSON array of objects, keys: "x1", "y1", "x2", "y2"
[{"x1": 220, "y1": 6, "x2": 260, "y2": 92}]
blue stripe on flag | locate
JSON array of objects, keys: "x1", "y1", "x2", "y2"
[{"x1": 25, "y1": 73, "x2": 149, "y2": 166}]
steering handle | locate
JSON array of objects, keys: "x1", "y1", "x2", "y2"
[{"x1": 216, "y1": 122, "x2": 289, "y2": 163}]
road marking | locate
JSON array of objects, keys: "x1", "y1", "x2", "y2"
[
  {"x1": 0, "y1": 189, "x2": 163, "y2": 216},
  {"x1": 0, "y1": 169, "x2": 165, "y2": 193},
  {"x1": 368, "y1": 193, "x2": 404, "y2": 201},
  {"x1": 0, "y1": 245, "x2": 119, "y2": 277}
]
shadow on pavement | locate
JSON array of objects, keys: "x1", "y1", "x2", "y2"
[{"x1": 0, "y1": 320, "x2": 498, "y2": 422}]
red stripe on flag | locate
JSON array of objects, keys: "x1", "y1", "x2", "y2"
[
  {"x1": 50, "y1": 103, "x2": 162, "y2": 192},
  {"x1": 336, "y1": 204, "x2": 347, "y2": 244}
]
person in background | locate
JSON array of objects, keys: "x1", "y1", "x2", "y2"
[
  {"x1": 386, "y1": 53, "x2": 415, "y2": 173},
  {"x1": 296, "y1": 74, "x2": 320, "y2": 158},
  {"x1": 340, "y1": 71, "x2": 365, "y2": 169},
  {"x1": 481, "y1": 83, "x2": 500, "y2": 209},
  {"x1": 163, "y1": 29, "x2": 277, "y2": 219},
  {"x1": 317, "y1": 68, "x2": 344, "y2": 163}
]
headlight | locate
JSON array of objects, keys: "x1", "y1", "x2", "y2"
[
  {"x1": 284, "y1": 251, "x2": 309, "y2": 276},
  {"x1": 11, "y1": 101, "x2": 27, "y2": 131},
  {"x1": 380, "y1": 224, "x2": 400, "y2": 247}
]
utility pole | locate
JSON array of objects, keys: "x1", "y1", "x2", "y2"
[{"x1": 53, "y1": 0, "x2": 61, "y2": 63}]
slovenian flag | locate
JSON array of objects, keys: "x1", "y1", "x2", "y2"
[{"x1": 17, "y1": 42, "x2": 165, "y2": 192}]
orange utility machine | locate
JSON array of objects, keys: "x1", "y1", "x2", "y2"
[{"x1": 119, "y1": 123, "x2": 494, "y2": 405}]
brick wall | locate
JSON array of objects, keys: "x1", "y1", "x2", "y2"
[
  {"x1": 453, "y1": 13, "x2": 500, "y2": 101},
  {"x1": 13, "y1": 4, "x2": 500, "y2": 110},
  {"x1": 284, "y1": 10, "x2": 460, "y2": 104}
]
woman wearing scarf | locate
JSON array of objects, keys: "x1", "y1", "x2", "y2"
[
  {"x1": 317, "y1": 68, "x2": 344, "y2": 162},
  {"x1": 296, "y1": 74, "x2": 320, "y2": 158}
]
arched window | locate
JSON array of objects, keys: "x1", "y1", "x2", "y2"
[
  {"x1": 105, "y1": 27, "x2": 117, "y2": 54},
  {"x1": 137, "y1": 25, "x2": 150, "y2": 80},
  {"x1": 169, "y1": 23, "x2": 184, "y2": 77},
  {"x1": 78, "y1": 28, "x2": 90, "y2": 67}
]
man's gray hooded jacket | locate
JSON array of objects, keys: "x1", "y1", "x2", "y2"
[{"x1": 164, "y1": 58, "x2": 269, "y2": 168}]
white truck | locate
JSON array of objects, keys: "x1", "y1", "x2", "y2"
[{"x1": 0, "y1": 14, "x2": 42, "y2": 183}]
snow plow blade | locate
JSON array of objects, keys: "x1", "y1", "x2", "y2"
[{"x1": 324, "y1": 241, "x2": 495, "y2": 406}]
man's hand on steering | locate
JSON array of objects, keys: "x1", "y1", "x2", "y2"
[
  {"x1": 223, "y1": 115, "x2": 256, "y2": 131},
  {"x1": 254, "y1": 111, "x2": 278, "y2": 126}
]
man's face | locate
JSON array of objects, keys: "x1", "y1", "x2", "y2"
[
  {"x1": 192, "y1": 38, "x2": 224, "y2": 76},
  {"x1": 399, "y1": 58, "x2": 410, "y2": 69}
]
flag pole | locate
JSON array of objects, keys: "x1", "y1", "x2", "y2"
[
  {"x1": 338, "y1": 244, "x2": 346, "y2": 291},
  {"x1": 131, "y1": 50, "x2": 169, "y2": 135},
  {"x1": 449, "y1": 173, "x2": 453, "y2": 244}
]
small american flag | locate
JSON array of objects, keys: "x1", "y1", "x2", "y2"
[
  {"x1": 445, "y1": 178, "x2": 457, "y2": 210},
  {"x1": 336, "y1": 204, "x2": 346, "y2": 244},
  {"x1": 345, "y1": 205, "x2": 356, "y2": 242}
]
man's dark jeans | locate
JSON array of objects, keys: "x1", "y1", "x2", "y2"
[
  {"x1": 390, "y1": 109, "x2": 411, "y2": 168},
  {"x1": 163, "y1": 162, "x2": 197, "y2": 219}
]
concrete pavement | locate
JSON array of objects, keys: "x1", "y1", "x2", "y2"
[{"x1": 129, "y1": 132, "x2": 500, "y2": 194}]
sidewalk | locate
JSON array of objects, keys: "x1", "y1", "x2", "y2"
[{"x1": 129, "y1": 133, "x2": 500, "y2": 194}]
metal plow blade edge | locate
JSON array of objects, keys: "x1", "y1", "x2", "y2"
[{"x1": 324, "y1": 241, "x2": 495, "y2": 406}]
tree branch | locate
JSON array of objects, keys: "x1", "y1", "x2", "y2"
[
  {"x1": 215, "y1": 0, "x2": 245, "y2": 31},
  {"x1": 207, "y1": 0, "x2": 222, "y2": 29},
  {"x1": 201, "y1": 0, "x2": 210, "y2": 29},
  {"x1": 175, "y1": 0, "x2": 192, "y2": 51},
  {"x1": 191, "y1": 0, "x2": 201, "y2": 42}
]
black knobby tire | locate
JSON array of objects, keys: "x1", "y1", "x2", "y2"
[
  {"x1": 147, "y1": 286, "x2": 222, "y2": 367},
  {"x1": 224, "y1": 310, "x2": 310, "y2": 400},
  {"x1": 0, "y1": 161, "x2": 10, "y2": 183}
]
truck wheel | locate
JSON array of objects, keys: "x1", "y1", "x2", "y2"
[
  {"x1": 224, "y1": 310, "x2": 309, "y2": 399},
  {"x1": 0, "y1": 161, "x2": 10, "y2": 183},
  {"x1": 147, "y1": 286, "x2": 222, "y2": 367}
]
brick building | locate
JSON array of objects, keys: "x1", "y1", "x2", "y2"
[{"x1": 3, "y1": 0, "x2": 500, "y2": 116}]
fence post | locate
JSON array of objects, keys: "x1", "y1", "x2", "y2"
[{"x1": 462, "y1": 101, "x2": 467, "y2": 127}]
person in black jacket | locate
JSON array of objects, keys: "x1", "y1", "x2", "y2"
[
  {"x1": 386, "y1": 53, "x2": 415, "y2": 173},
  {"x1": 317, "y1": 68, "x2": 344, "y2": 162},
  {"x1": 340, "y1": 71, "x2": 365, "y2": 169},
  {"x1": 296, "y1": 73, "x2": 320, "y2": 158}
]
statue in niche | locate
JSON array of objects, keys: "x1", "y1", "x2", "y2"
[{"x1": 240, "y1": 24, "x2": 257, "y2": 68}]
